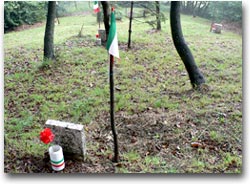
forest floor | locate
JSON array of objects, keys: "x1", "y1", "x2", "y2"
[{"x1": 4, "y1": 12, "x2": 242, "y2": 173}]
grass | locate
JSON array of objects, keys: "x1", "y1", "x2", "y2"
[{"x1": 4, "y1": 7, "x2": 242, "y2": 173}]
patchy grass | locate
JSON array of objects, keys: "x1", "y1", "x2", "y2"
[{"x1": 4, "y1": 10, "x2": 242, "y2": 173}]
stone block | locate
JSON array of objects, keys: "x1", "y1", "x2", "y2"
[
  {"x1": 98, "y1": 29, "x2": 106, "y2": 45},
  {"x1": 211, "y1": 23, "x2": 223, "y2": 34},
  {"x1": 45, "y1": 120, "x2": 86, "y2": 159}
]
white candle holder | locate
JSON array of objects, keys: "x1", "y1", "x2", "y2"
[
  {"x1": 96, "y1": 38, "x2": 101, "y2": 45},
  {"x1": 49, "y1": 145, "x2": 65, "y2": 171}
]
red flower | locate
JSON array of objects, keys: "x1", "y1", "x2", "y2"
[
  {"x1": 96, "y1": 34, "x2": 99, "y2": 38},
  {"x1": 40, "y1": 128, "x2": 54, "y2": 144}
]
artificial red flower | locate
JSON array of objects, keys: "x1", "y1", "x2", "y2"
[
  {"x1": 96, "y1": 34, "x2": 99, "y2": 38},
  {"x1": 40, "y1": 128, "x2": 54, "y2": 144}
]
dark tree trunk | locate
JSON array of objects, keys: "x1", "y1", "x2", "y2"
[
  {"x1": 44, "y1": 1, "x2": 56, "y2": 61},
  {"x1": 101, "y1": 1, "x2": 110, "y2": 42},
  {"x1": 155, "y1": 1, "x2": 161, "y2": 30},
  {"x1": 128, "y1": 1, "x2": 134, "y2": 49},
  {"x1": 170, "y1": 1, "x2": 205, "y2": 88}
]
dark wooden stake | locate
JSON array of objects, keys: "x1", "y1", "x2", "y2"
[
  {"x1": 128, "y1": 1, "x2": 134, "y2": 49},
  {"x1": 109, "y1": 55, "x2": 119, "y2": 162}
]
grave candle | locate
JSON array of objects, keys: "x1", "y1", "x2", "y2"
[{"x1": 49, "y1": 145, "x2": 65, "y2": 171}]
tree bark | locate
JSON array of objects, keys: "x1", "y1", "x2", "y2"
[
  {"x1": 101, "y1": 1, "x2": 110, "y2": 42},
  {"x1": 155, "y1": 1, "x2": 161, "y2": 30},
  {"x1": 170, "y1": 1, "x2": 205, "y2": 88},
  {"x1": 44, "y1": 1, "x2": 56, "y2": 61}
]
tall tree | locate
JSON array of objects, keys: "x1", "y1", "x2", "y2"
[
  {"x1": 170, "y1": 1, "x2": 205, "y2": 88},
  {"x1": 155, "y1": 1, "x2": 161, "y2": 30},
  {"x1": 101, "y1": 1, "x2": 110, "y2": 42},
  {"x1": 44, "y1": 1, "x2": 56, "y2": 61}
]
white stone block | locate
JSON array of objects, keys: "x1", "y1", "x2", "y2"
[{"x1": 45, "y1": 119, "x2": 86, "y2": 159}]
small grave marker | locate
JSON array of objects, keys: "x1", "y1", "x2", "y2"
[
  {"x1": 98, "y1": 29, "x2": 106, "y2": 45},
  {"x1": 210, "y1": 23, "x2": 223, "y2": 34},
  {"x1": 45, "y1": 120, "x2": 86, "y2": 159}
]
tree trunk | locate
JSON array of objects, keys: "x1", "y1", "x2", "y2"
[
  {"x1": 155, "y1": 1, "x2": 161, "y2": 30},
  {"x1": 170, "y1": 1, "x2": 205, "y2": 88},
  {"x1": 128, "y1": 1, "x2": 134, "y2": 49},
  {"x1": 44, "y1": 1, "x2": 56, "y2": 61},
  {"x1": 101, "y1": 1, "x2": 110, "y2": 42}
]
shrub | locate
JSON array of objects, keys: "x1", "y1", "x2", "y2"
[{"x1": 4, "y1": 1, "x2": 46, "y2": 32}]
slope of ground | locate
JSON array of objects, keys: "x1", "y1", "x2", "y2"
[{"x1": 4, "y1": 12, "x2": 242, "y2": 173}]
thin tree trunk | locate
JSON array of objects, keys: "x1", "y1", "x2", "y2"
[
  {"x1": 44, "y1": 1, "x2": 56, "y2": 61},
  {"x1": 170, "y1": 1, "x2": 205, "y2": 88},
  {"x1": 128, "y1": 1, "x2": 134, "y2": 49},
  {"x1": 155, "y1": 1, "x2": 161, "y2": 30},
  {"x1": 101, "y1": 1, "x2": 110, "y2": 42}
]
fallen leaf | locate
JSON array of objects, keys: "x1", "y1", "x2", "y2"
[
  {"x1": 163, "y1": 120, "x2": 168, "y2": 125},
  {"x1": 147, "y1": 107, "x2": 153, "y2": 110},
  {"x1": 115, "y1": 86, "x2": 121, "y2": 91},
  {"x1": 108, "y1": 153, "x2": 113, "y2": 160},
  {"x1": 175, "y1": 122, "x2": 181, "y2": 128},
  {"x1": 131, "y1": 136, "x2": 137, "y2": 143},
  {"x1": 191, "y1": 142, "x2": 204, "y2": 148}
]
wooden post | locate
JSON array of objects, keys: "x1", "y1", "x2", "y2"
[{"x1": 109, "y1": 55, "x2": 119, "y2": 162}]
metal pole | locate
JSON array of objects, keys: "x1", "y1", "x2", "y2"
[{"x1": 109, "y1": 55, "x2": 119, "y2": 162}]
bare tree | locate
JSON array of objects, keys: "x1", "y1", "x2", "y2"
[{"x1": 170, "y1": 1, "x2": 205, "y2": 88}]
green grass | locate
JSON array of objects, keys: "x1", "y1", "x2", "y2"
[{"x1": 4, "y1": 9, "x2": 242, "y2": 173}]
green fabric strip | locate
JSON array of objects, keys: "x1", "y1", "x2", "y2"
[{"x1": 106, "y1": 10, "x2": 116, "y2": 51}]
